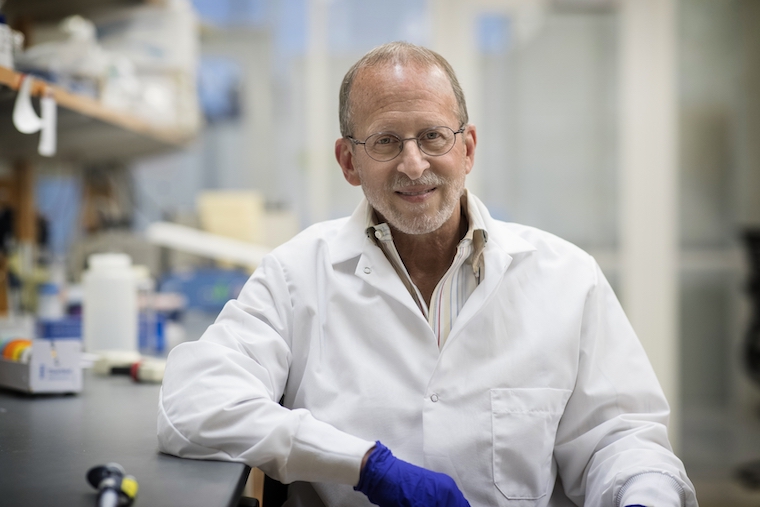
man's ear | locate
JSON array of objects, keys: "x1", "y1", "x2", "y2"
[
  {"x1": 336, "y1": 138, "x2": 362, "y2": 186},
  {"x1": 463, "y1": 124, "x2": 477, "y2": 175}
]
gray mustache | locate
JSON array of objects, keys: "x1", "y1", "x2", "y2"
[{"x1": 389, "y1": 171, "x2": 446, "y2": 190}]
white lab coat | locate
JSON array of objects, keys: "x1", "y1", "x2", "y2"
[{"x1": 158, "y1": 194, "x2": 697, "y2": 507}]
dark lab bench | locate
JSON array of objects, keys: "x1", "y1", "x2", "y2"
[{"x1": 0, "y1": 370, "x2": 250, "y2": 506}]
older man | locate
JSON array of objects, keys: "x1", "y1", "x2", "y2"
[{"x1": 158, "y1": 42, "x2": 698, "y2": 507}]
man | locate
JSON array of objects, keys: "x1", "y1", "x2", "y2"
[{"x1": 158, "y1": 42, "x2": 698, "y2": 507}]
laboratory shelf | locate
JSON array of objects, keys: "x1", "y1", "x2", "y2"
[
  {"x1": 1, "y1": 0, "x2": 155, "y2": 24},
  {"x1": 0, "y1": 65, "x2": 195, "y2": 163}
]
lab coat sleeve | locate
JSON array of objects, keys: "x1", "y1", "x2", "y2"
[
  {"x1": 157, "y1": 254, "x2": 375, "y2": 486},
  {"x1": 552, "y1": 260, "x2": 698, "y2": 507}
]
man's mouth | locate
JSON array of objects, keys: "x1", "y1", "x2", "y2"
[{"x1": 395, "y1": 187, "x2": 436, "y2": 197}]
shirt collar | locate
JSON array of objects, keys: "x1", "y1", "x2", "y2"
[{"x1": 364, "y1": 189, "x2": 488, "y2": 276}]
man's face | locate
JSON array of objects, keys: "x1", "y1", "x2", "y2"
[{"x1": 335, "y1": 63, "x2": 476, "y2": 235}]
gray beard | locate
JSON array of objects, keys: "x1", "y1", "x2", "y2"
[{"x1": 362, "y1": 171, "x2": 465, "y2": 235}]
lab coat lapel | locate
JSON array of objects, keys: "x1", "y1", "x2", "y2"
[
  {"x1": 445, "y1": 242, "x2": 514, "y2": 345},
  {"x1": 444, "y1": 198, "x2": 537, "y2": 349},
  {"x1": 355, "y1": 242, "x2": 424, "y2": 318},
  {"x1": 328, "y1": 199, "x2": 426, "y2": 320}
]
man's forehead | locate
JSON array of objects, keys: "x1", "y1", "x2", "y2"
[
  {"x1": 353, "y1": 61, "x2": 447, "y2": 89},
  {"x1": 349, "y1": 62, "x2": 454, "y2": 114},
  {"x1": 347, "y1": 61, "x2": 459, "y2": 135}
]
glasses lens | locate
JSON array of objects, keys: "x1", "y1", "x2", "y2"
[
  {"x1": 418, "y1": 127, "x2": 456, "y2": 156},
  {"x1": 365, "y1": 133, "x2": 402, "y2": 161}
]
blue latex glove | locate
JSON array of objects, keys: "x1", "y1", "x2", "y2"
[{"x1": 355, "y1": 441, "x2": 471, "y2": 507}]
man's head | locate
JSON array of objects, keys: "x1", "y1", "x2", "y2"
[{"x1": 335, "y1": 42, "x2": 477, "y2": 236}]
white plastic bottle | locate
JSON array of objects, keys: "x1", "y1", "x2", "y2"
[
  {"x1": 82, "y1": 253, "x2": 138, "y2": 355},
  {"x1": 0, "y1": 15, "x2": 14, "y2": 69}
]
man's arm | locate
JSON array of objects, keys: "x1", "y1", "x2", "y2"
[
  {"x1": 157, "y1": 254, "x2": 374, "y2": 486},
  {"x1": 552, "y1": 260, "x2": 697, "y2": 507}
]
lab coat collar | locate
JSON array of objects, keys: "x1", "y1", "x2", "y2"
[
  {"x1": 327, "y1": 192, "x2": 538, "y2": 327},
  {"x1": 328, "y1": 198, "x2": 376, "y2": 265},
  {"x1": 469, "y1": 193, "x2": 536, "y2": 256},
  {"x1": 327, "y1": 192, "x2": 537, "y2": 266},
  {"x1": 327, "y1": 199, "x2": 422, "y2": 317}
]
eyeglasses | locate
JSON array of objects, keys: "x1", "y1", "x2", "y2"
[{"x1": 347, "y1": 125, "x2": 465, "y2": 162}]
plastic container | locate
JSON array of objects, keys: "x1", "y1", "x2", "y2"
[
  {"x1": 82, "y1": 253, "x2": 138, "y2": 354},
  {"x1": 134, "y1": 265, "x2": 162, "y2": 356},
  {"x1": 37, "y1": 282, "x2": 65, "y2": 320},
  {"x1": 0, "y1": 15, "x2": 14, "y2": 69}
]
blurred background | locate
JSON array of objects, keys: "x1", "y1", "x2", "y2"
[{"x1": 0, "y1": 0, "x2": 758, "y2": 504}]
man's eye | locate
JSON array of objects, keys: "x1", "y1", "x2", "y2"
[
  {"x1": 375, "y1": 136, "x2": 397, "y2": 145},
  {"x1": 422, "y1": 131, "x2": 442, "y2": 140}
]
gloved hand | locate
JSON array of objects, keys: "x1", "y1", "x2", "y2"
[{"x1": 355, "y1": 441, "x2": 471, "y2": 507}]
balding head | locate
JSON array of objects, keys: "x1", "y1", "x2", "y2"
[{"x1": 338, "y1": 41, "x2": 469, "y2": 137}]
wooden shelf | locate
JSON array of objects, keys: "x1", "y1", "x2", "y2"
[
  {"x1": 0, "y1": 66, "x2": 196, "y2": 163},
  {"x1": 1, "y1": 0, "x2": 162, "y2": 25}
]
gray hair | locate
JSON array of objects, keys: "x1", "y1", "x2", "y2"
[{"x1": 338, "y1": 41, "x2": 469, "y2": 137}]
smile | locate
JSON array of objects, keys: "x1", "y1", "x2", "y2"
[{"x1": 395, "y1": 187, "x2": 436, "y2": 197}]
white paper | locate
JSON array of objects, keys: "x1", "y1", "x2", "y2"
[
  {"x1": 38, "y1": 94, "x2": 57, "y2": 157},
  {"x1": 12, "y1": 75, "x2": 58, "y2": 156},
  {"x1": 12, "y1": 75, "x2": 42, "y2": 134}
]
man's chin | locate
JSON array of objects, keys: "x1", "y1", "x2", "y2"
[
  {"x1": 386, "y1": 213, "x2": 448, "y2": 236},
  {"x1": 366, "y1": 194, "x2": 451, "y2": 235}
]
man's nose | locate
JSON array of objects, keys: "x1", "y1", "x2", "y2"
[{"x1": 396, "y1": 139, "x2": 429, "y2": 180}]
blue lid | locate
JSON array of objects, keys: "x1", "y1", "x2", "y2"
[{"x1": 38, "y1": 282, "x2": 60, "y2": 295}]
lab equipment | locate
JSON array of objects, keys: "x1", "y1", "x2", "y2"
[
  {"x1": 129, "y1": 357, "x2": 165, "y2": 383},
  {"x1": 37, "y1": 316, "x2": 82, "y2": 340},
  {"x1": 82, "y1": 253, "x2": 138, "y2": 356},
  {"x1": 86, "y1": 463, "x2": 138, "y2": 507},
  {"x1": 0, "y1": 14, "x2": 13, "y2": 68},
  {"x1": 0, "y1": 336, "x2": 82, "y2": 393},
  {"x1": 355, "y1": 442, "x2": 470, "y2": 507},
  {"x1": 1, "y1": 338, "x2": 31, "y2": 362},
  {"x1": 134, "y1": 264, "x2": 160, "y2": 355},
  {"x1": 0, "y1": 14, "x2": 22, "y2": 69},
  {"x1": 37, "y1": 282, "x2": 65, "y2": 319},
  {"x1": 159, "y1": 267, "x2": 249, "y2": 313},
  {"x1": 146, "y1": 221, "x2": 270, "y2": 270}
]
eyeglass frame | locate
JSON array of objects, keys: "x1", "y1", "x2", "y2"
[{"x1": 346, "y1": 125, "x2": 466, "y2": 162}]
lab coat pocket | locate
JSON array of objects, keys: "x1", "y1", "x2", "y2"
[{"x1": 491, "y1": 388, "x2": 571, "y2": 502}]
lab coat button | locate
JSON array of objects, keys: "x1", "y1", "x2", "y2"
[
  {"x1": 364, "y1": 267, "x2": 372, "y2": 274},
  {"x1": 430, "y1": 394, "x2": 439, "y2": 402},
  {"x1": 374, "y1": 230, "x2": 382, "y2": 239}
]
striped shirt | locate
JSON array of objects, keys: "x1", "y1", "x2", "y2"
[{"x1": 365, "y1": 191, "x2": 488, "y2": 349}]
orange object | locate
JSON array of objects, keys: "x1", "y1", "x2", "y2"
[
  {"x1": 1, "y1": 338, "x2": 22, "y2": 357},
  {"x1": 2, "y1": 339, "x2": 32, "y2": 361}
]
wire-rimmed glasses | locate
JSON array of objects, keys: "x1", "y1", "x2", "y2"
[{"x1": 347, "y1": 125, "x2": 465, "y2": 162}]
